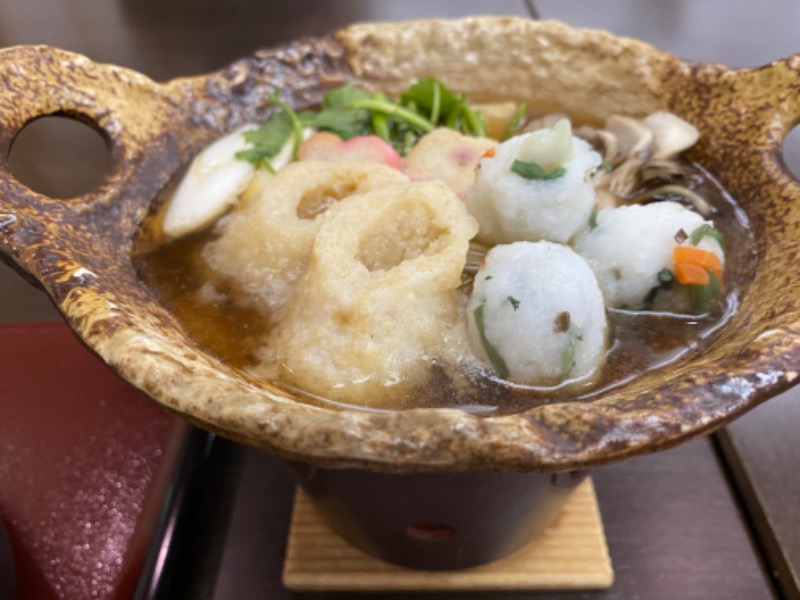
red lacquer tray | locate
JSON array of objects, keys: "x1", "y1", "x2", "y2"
[{"x1": 0, "y1": 322, "x2": 206, "y2": 599}]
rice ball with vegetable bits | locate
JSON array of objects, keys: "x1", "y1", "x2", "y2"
[
  {"x1": 467, "y1": 241, "x2": 608, "y2": 386},
  {"x1": 574, "y1": 201, "x2": 725, "y2": 314},
  {"x1": 466, "y1": 119, "x2": 602, "y2": 245}
]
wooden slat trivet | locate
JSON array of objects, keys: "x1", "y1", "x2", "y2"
[{"x1": 283, "y1": 478, "x2": 613, "y2": 591}]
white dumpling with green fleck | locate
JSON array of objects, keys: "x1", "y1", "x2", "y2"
[
  {"x1": 467, "y1": 241, "x2": 608, "y2": 386},
  {"x1": 573, "y1": 201, "x2": 725, "y2": 313},
  {"x1": 466, "y1": 119, "x2": 602, "y2": 245}
]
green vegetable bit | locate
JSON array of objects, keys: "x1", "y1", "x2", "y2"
[
  {"x1": 268, "y1": 92, "x2": 304, "y2": 161},
  {"x1": 473, "y1": 303, "x2": 510, "y2": 379},
  {"x1": 511, "y1": 159, "x2": 567, "y2": 181},
  {"x1": 689, "y1": 223, "x2": 726, "y2": 251},
  {"x1": 346, "y1": 98, "x2": 435, "y2": 134},
  {"x1": 560, "y1": 335, "x2": 577, "y2": 376},
  {"x1": 401, "y1": 76, "x2": 458, "y2": 119},
  {"x1": 657, "y1": 268, "x2": 674, "y2": 286},
  {"x1": 501, "y1": 102, "x2": 527, "y2": 141},
  {"x1": 239, "y1": 76, "x2": 499, "y2": 168},
  {"x1": 298, "y1": 84, "x2": 374, "y2": 140},
  {"x1": 643, "y1": 268, "x2": 676, "y2": 309},
  {"x1": 235, "y1": 91, "x2": 305, "y2": 169},
  {"x1": 687, "y1": 270, "x2": 722, "y2": 315},
  {"x1": 235, "y1": 110, "x2": 294, "y2": 171}
]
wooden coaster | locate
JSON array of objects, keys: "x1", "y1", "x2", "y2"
[{"x1": 283, "y1": 478, "x2": 613, "y2": 591}]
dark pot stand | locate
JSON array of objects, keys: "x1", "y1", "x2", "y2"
[{"x1": 282, "y1": 463, "x2": 613, "y2": 591}]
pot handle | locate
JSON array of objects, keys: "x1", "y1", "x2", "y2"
[
  {"x1": 0, "y1": 45, "x2": 180, "y2": 214},
  {"x1": 730, "y1": 55, "x2": 800, "y2": 183},
  {"x1": 0, "y1": 45, "x2": 179, "y2": 275}
]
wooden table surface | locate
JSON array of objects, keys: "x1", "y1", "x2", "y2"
[
  {"x1": 161, "y1": 436, "x2": 778, "y2": 600},
  {"x1": 0, "y1": 1, "x2": 798, "y2": 599}
]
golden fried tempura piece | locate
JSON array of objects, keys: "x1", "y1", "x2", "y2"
[
  {"x1": 202, "y1": 160, "x2": 408, "y2": 312},
  {"x1": 261, "y1": 180, "x2": 478, "y2": 407}
]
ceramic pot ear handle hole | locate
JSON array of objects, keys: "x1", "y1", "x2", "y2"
[
  {"x1": 749, "y1": 54, "x2": 800, "y2": 183},
  {"x1": 0, "y1": 45, "x2": 177, "y2": 221},
  {"x1": 698, "y1": 54, "x2": 800, "y2": 190},
  {"x1": 0, "y1": 45, "x2": 183, "y2": 284}
]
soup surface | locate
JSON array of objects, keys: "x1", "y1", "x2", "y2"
[{"x1": 135, "y1": 159, "x2": 751, "y2": 415}]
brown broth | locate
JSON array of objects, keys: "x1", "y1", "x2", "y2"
[{"x1": 134, "y1": 162, "x2": 752, "y2": 416}]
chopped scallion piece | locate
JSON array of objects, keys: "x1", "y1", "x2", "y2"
[
  {"x1": 561, "y1": 336, "x2": 577, "y2": 375},
  {"x1": 657, "y1": 268, "x2": 674, "y2": 286},
  {"x1": 689, "y1": 223, "x2": 726, "y2": 251},
  {"x1": 687, "y1": 270, "x2": 722, "y2": 314},
  {"x1": 511, "y1": 159, "x2": 566, "y2": 181},
  {"x1": 473, "y1": 303, "x2": 510, "y2": 379}
]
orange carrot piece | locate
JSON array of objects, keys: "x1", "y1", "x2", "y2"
[
  {"x1": 673, "y1": 245, "x2": 722, "y2": 272},
  {"x1": 481, "y1": 147, "x2": 496, "y2": 159},
  {"x1": 674, "y1": 262, "x2": 710, "y2": 285}
]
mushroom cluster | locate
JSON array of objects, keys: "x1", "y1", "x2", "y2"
[{"x1": 525, "y1": 111, "x2": 708, "y2": 216}]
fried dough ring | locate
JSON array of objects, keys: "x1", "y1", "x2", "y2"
[
  {"x1": 262, "y1": 180, "x2": 478, "y2": 407},
  {"x1": 202, "y1": 160, "x2": 408, "y2": 311}
]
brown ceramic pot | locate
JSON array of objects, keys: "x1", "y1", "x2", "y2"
[{"x1": 0, "y1": 18, "x2": 799, "y2": 567}]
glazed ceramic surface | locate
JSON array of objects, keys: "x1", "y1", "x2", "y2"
[{"x1": 0, "y1": 17, "x2": 798, "y2": 472}]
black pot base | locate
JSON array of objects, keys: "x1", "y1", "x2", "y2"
[{"x1": 286, "y1": 462, "x2": 588, "y2": 571}]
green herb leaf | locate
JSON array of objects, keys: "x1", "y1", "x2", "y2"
[
  {"x1": 429, "y1": 79, "x2": 442, "y2": 124},
  {"x1": 473, "y1": 303, "x2": 510, "y2": 379},
  {"x1": 346, "y1": 98, "x2": 435, "y2": 134},
  {"x1": 501, "y1": 103, "x2": 527, "y2": 141},
  {"x1": 507, "y1": 296, "x2": 521, "y2": 311},
  {"x1": 237, "y1": 111, "x2": 294, "y2": 169},
  {"x1": 399, "y1": 130, "x2": 417, "y2": 155},
  {"x1": 301, "y1": 108, "x2": 371, "y2": 140},
  {"x1": 372, "y1": 111, "x2": 390, "y2": 141},
  {"x1": 234, "y1": 148, "x2": 272, "y2": 169},
  {"x1": 266, "y1": 91, "x2": 304, "y2": 161},
  {"x1": 294, "y1": 84, "x2": 376, "y2": 140},
  {"x1": 511, "y1": 159, "x2": 567, "y2": 181},
  {"x1": 689, "y1": 223, "x2": 726, "y2": 252},
  {"x1": 401, "y1": 76, "x2": 458, "y2": 121},
  {"x1": 322, "y1": 84, "x2": 373, "y2": 110},
  {"x1": 459, "y1": 95, "x2": 486, "y2": 138}
]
